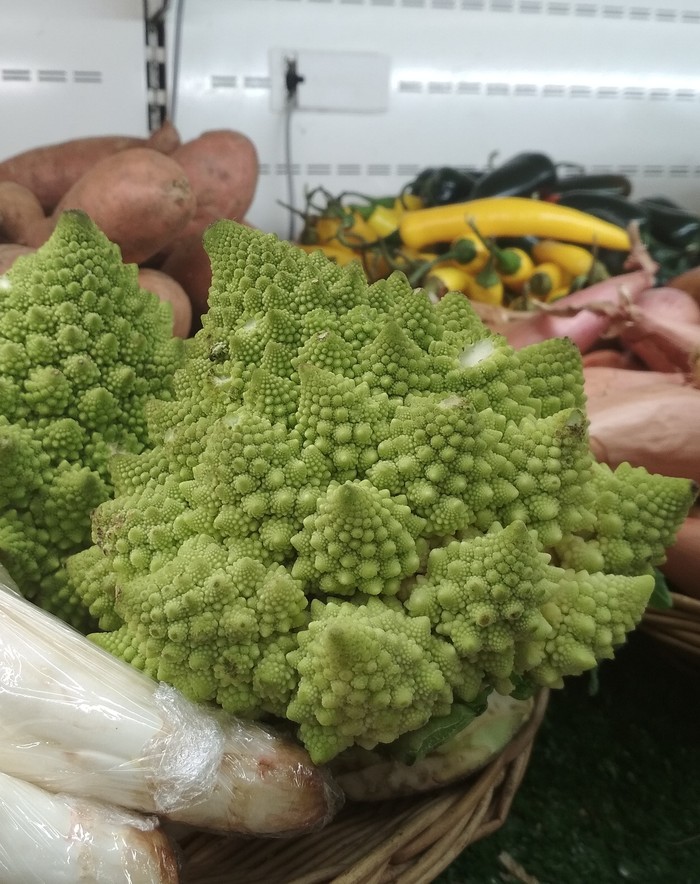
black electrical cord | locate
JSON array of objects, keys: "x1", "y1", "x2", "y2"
[{"x1": 284, "y1": 57, "x2": 304, "y2": 241}]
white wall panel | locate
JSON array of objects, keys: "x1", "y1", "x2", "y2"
[
  {"x1": 169, "y1": 0, "x2": 700, "y2": 236},
  {"x1": 0, "y1": 0, "x2": 149, "y2": 158}
]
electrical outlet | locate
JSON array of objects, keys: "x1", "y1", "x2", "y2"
[{"x1": 269, "y1": 49, "x2": 391, "y2": 113}]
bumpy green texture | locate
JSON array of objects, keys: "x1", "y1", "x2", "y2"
[
  {"x1": 0, "y1": 211, "x2": 183, "y2": 625},
  {"x1": 65, "y1": 221, "x2": 696, "y2": 763}
]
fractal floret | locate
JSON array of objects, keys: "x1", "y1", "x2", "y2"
[
  {"x1": 0, "y1": 211, "x2": 184, "y2": 625},
  {"x1": 65, "y1": 220, "x2": 696, "y2": 763}
]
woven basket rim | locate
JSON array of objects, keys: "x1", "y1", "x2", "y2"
[
  {"x1": 641, "y1": 591, "x2": 700, "y2": 661},
  {"x1": 177, "y1": 690, "x2": 549, "y2": 884}
]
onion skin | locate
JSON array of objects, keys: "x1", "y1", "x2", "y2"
[
  {"x1": 662, "y1": 513, "x2": 700, "y2": 600},
  {"x1": 618, "y1": 298, "x2": 700, "y2": 381},
  {"x1": 475, "y1": 268, "x2": 657, "y2": 353},
  {"x1": 667, "y1": 266, "x2": 700, "y2": 307},
  {"x1": 584, "y1": 368, "x2": 700, "y2": 484},
  {"x1": 581, "y1": 349, "x2": 638, "y2": 369}
]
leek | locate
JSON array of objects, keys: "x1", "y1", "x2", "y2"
[
  {"x1": 0, "y1": 769, "x2": 179, "y2": 883},
  {"x1": 0, "y1": 582, "x2": 340, "y2": 835}
]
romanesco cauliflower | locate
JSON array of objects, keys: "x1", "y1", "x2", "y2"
[
  {"x1": 65, "y1": 220, "x2": 696, "y2": 763},
  {"x1": 0, "y1": 211, "x2": 183, "y2": 625}
]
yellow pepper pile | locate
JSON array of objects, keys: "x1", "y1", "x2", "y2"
[{"x1": 294, "y1": 187, "x2": 631, "y2": 308}]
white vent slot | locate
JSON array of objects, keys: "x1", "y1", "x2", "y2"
[
  {"x1": 38, "y1": 69, "x2": 67, "y2": 82},
  {"x1": 211, "y1": 75, "x2": 237, "y2": 88},
  {"x1": 629, "y1": 6, "x2": 652, "y2": 20},
  {"x1": 73, "y1": 70, "x2": 101, "y2": 83},
  {"x1": 428, "y1": 80, "x2": 452, "y2": 93},
  {"x1": 2, "y1": 68, "x2": 30, "y2": 81},
  {"x1": 275, "y1": 162, "x2": 301, "y2": 174},
  {"x1": 243, "y1": 75, "x2": 270, "y2": 89},
  {"x1": 368, "y1": 163, "x2": 391, "y2": 175},
  {"x1": 513, "y1": 83, "x2": 537, "y2": 95}
]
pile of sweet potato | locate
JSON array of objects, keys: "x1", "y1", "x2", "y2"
[{"x1": 0, "y1": 122, "x2": 259, "y2": 337}]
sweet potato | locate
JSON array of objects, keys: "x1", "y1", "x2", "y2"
[
  {"x1": 0, "y1": 244, "x2": 35, "y2": 275},
  {"x1": 0, "y1": 182, "x2": 45, "y2": 245},
  {"x1": 159, "y1": 233, "x2": 213, "y2": 330},
  {"x1": 0, "y1": 135, "x2": 152, "y2": 212},
  {"x1": 37, "y1": 148, "x2": 197, "y2": 264},
  {"x1": 171, "y1": 130, "x2": 258, "y2": 239},
  {"x1": 138, "y1": 267, "x2": 193, "y2": 338},
  {"x1": 146, "y1": 119, "x2": 182, "y2": 155}
]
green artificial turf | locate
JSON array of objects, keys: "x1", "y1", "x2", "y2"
[{"x1": 437, "y1": 633, "x2": 700, "y2": 884}]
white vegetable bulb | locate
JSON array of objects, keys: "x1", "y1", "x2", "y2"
[
  {"x1": 0, "y1": 769, "x2": 179, "y2": 883},
  {"x1": 0, "y1": 582, "x2": 340, "y2": 835}
]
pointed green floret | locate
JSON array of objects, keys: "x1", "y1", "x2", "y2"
[
  {"x1": 555, "y1": 461, "x2": 697, "y2": 575},
  {"x1": 291, "y1": 479, "x2": 426, "y2": 596},
  {"x1": 49, "y1": 219, "x2": 695, "y2": 762},
  {"x1": 406, "y1": 522, "x2": 556, "y2": 692},
  {"x1": 526, "y1": 567, "x2": 655, "y2": 688},
  {"x1": 286, "y1": 596, "x2": 469, "y2": 763},
  {"x1": 0, "y1": 211, "x2": 183, "y2": 624}
]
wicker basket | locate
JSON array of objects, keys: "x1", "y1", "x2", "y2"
[
  {"x1": 177, "y1": 690, "x2": 549, "y2": 884},
  {"x1": 641, "y1": 592, "x2": 700, "y2": 664}
]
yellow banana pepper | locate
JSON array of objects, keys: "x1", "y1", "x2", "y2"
[
  {"x1": 313, "y1": 211, "x2": 379, "y2": 248},
  {"x1": 496, "y1": 247, "x2": 535, "y2": 291},
  {"x1": 423, "y1": 265, "x2": 473, "y2": 297},
  {"x1": 466, "y1": 264, "x2": 504, "y2": 306},
  {"x1": 531, "y1": 239, "x2": 596, "y2": 277},
  {"x1": 365, "y1": 204, "x2": 401, "y2": 239},
  {"x1": 395, "y1": 193, "x2": 424, "y2": 212},
  {"x1": 527, "y1": 262, "x2": 568, "y2": 297},
  {"x1": 447, "y1": 235, "x2": 490, "y2": 273},
  {"x1": 297, "y1": 243, "x2": 360, "y2": 266}
]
